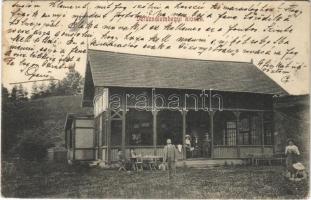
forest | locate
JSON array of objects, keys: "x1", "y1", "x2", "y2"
[{"x1": 2, "y1": 68, "x2": 85, "y2": 161}]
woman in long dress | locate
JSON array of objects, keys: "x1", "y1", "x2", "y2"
[{"x1": 285, "y1": 139, "x2": 300, "y2": 178}]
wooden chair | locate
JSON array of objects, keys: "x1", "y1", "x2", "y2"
[
  {"x1": 146, "y1": 158, "x2": 157, "y2": 170},
  {"x1": 135, "y1": 156, "x2": 144, "y2": 171},
  {"x1": 118, "y1": 159, "x2": 126, "y2": 171},
  {"x1": 130, "y1": 157, "x2": 137, "y2": 171}
]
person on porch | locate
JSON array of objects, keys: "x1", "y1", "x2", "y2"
[
  {"x1": 202, "y1": 132, "x2": 210, "y2": 158},
  {"x1": 163, "y1": 139, "x2": 177, "y2": 179},
  {"x1": 185, "y1": 135, "x2": 192, "y2": 158}
]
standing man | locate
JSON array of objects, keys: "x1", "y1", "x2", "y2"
[{"x1": 163, "y1": 139, "x2": 177, "y2": 179}]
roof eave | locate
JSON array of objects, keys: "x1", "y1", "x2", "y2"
[{"x1": 92, "y1": 84, "x2": 287, "y2": 96}]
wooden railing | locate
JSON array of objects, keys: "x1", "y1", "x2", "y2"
[
  {"x1": 213, "y1": 146, "x2": 238, "y2": 158},
  {"x1": 213, "y1": 145, "x2": 273, "y2": 158},
  {"x1": 92, "y1": 145, "x2": 273, "y2": 161}
]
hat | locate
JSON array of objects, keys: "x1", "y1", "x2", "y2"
[
  {"x1": 293, "y1": 162, "x2": 305, "y2": 171},
  {"x1": 166, "y1": 139, "x2": 172, "y2": 144},
  {"x1": 185, "y1": 135, "x2": 191, "y2": 138},
  {"x1": 287, "y1": 138, "x2": 295, "y2": 144}
]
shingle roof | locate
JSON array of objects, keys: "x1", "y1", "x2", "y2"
[{"x1": 85, "y1": 49, "x2": 288, "y2": 99}]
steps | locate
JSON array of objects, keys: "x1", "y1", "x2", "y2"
[{"x1": 177, "y1": 159, "x2": 244, "y2": 168}]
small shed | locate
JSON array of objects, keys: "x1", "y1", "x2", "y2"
[{"x1": 64, "y1": 113, "x2": 95, "y2": 162}]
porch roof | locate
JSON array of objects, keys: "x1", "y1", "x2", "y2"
[
  {"x1": 83, "y1": 49, "x2": 288, "y2": 106},
  {"x1": 64, "y1": 113, "x2": 94, "y2": 130}
]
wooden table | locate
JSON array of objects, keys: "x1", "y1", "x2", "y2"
[
  {"x1": 142, "y1": 155, "x2": 163, "y2": 164},
  {"x1": 142, "y1": 156, "x2": 163, "y2": 170},
  {"x1": 130, "y1": 156, "x2": 163, "y2": 171}
]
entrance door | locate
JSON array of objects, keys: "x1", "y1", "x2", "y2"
[{"x1": 186, "y1": 110, "x2": 211, "y2": 159}]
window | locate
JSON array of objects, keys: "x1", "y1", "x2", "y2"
[
  {"x1": 111, "y1": 120, "x2": 122, "y2": 146},
  {"x1": 157, "y1": 111, "x2": 182, "y2": 145},
  {"x1": 76, "y1": 119, "x2": 94, "y2": 127},
  {"x1": 251, "y1": 116, "x2": 261, "y2": 145},
  {"x1": 263, "y1": 112, "x2": 273, "y2": 145},
  {"x1": 214, "y1": 111, "x2": 236, "y2": 146},
  {"x1": 75, "y1": 128, "x2": 94, "y2": 148},
  {"x1": 238, "y1": 117, "x2": 250, "y2": 145},
  {"x1": 216, "y1": 112, "x2": 269, "y2": 146},
  {"x1": 126, "y1": 110, "x2": 153, "y2": 146},
  {"x1": 238, "y1": 113, "x2": 262, "y2": 145},
  {"x1": 224, "y1": 121, "x2": 237, "y2": 145}
]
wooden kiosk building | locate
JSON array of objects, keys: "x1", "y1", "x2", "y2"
[{"x1": 65, "y1": 49, "x2": 288, "y2": 163}]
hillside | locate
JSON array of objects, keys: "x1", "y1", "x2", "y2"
[{"x1": 30, "y1": 95, "x2": 93, "y2": 147}]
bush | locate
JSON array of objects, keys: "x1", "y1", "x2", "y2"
[{"x1": 14, "y1": 129, "x2": 53, "y2": 161}]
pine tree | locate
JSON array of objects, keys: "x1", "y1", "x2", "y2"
[
  {"x1": 60, "y1": 68, "x2": 84, "y2": 95},
  {"x1": 17, "y1": 84, "x2": 28, "y2": 101},
  {"x1": 10, "y1": 85, "x2": 18, "y2": 102},
  {"x1": 2, "y1": 85, "x2": 10, "y2": 105},
  {"x1": 31, "y1": 82, "x2": 39, "y2": 99},
  {"x1": 38, "y1": 82, "x2": 47, "y2": 97},
  {"x1": 48, "y1": 79, "x2": 58, "y2": 94}
]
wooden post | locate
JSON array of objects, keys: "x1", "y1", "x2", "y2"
[
  {"x1": 95, "y1": 116, "x2": 99, "y2": 160},
  {"x1": 234, "y1": 111, "x2": 241, "y2": 158},
  {"x1": 73, "y1": 119, "x2": 76, "y2": 161},
  {"x1": 152, "y1": 110, "x2": 158, "y2": 156},
  {"x1": 260, "y1": 112, "x2": 265, "y2": 155},
  {"x1": 182, "y1": 109, "x2": 188, "y2": 160},
  {"x1": 107, "y1": 109, "x2": 111, "y2": 162},
  {"x1": 97, "y1": 115, "x2": 103, "y2": 160},
  {"x1": 209, "y1": 111, "x2": 215, "y2": 159},
  {"x1": 121, "y1": 109, "x2": 126, "y2": 157},
  {"x1": 271, "y1": 111, "x2": 275, "y2": 155},
  {"x1": 121, "y1": 91, "x2": 127, "y2": 158}
]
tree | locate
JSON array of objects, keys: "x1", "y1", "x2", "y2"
[
  {"x1": 38, "y1": 82, "x2": 47, "y2": 97},
  {"x1": 59, "y1": 68, "x2": 84, "y2": 95},
  {"x1": 2, "y1": 85, "x2": 9, "y2": 105},
  {"x1": 17, "y1": 84, "x2": 28, "y2": 101},
  {"x1": 31, "y1": 82, "x2": 39, "y2": 99},
  {"x1": 14, "y1": 128, "x2": 54, "y2": 161},
  {"x1": 48, "y1": 79, "x2": 58, "y2": 94},
  {"x1": 2, "y1": 85, "x2": 11, "y2": 158},
  {"x1": 10, "y1": 85, "x2": 18, "y2": 102}
]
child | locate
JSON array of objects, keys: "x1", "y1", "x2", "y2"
[
  {"x1": 117, "y1": 149, "x2": 126, "y2": 171},
  {"x1": 129, "y1": 148, "x2": 138, "y2": 171},
  {"x1": 293, "y1": 162, "x2": 307, "y2": 180}
]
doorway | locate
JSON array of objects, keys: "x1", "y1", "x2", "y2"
[{"x1": 186, "y1": 110, "x2": 211, "y2": 159}]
